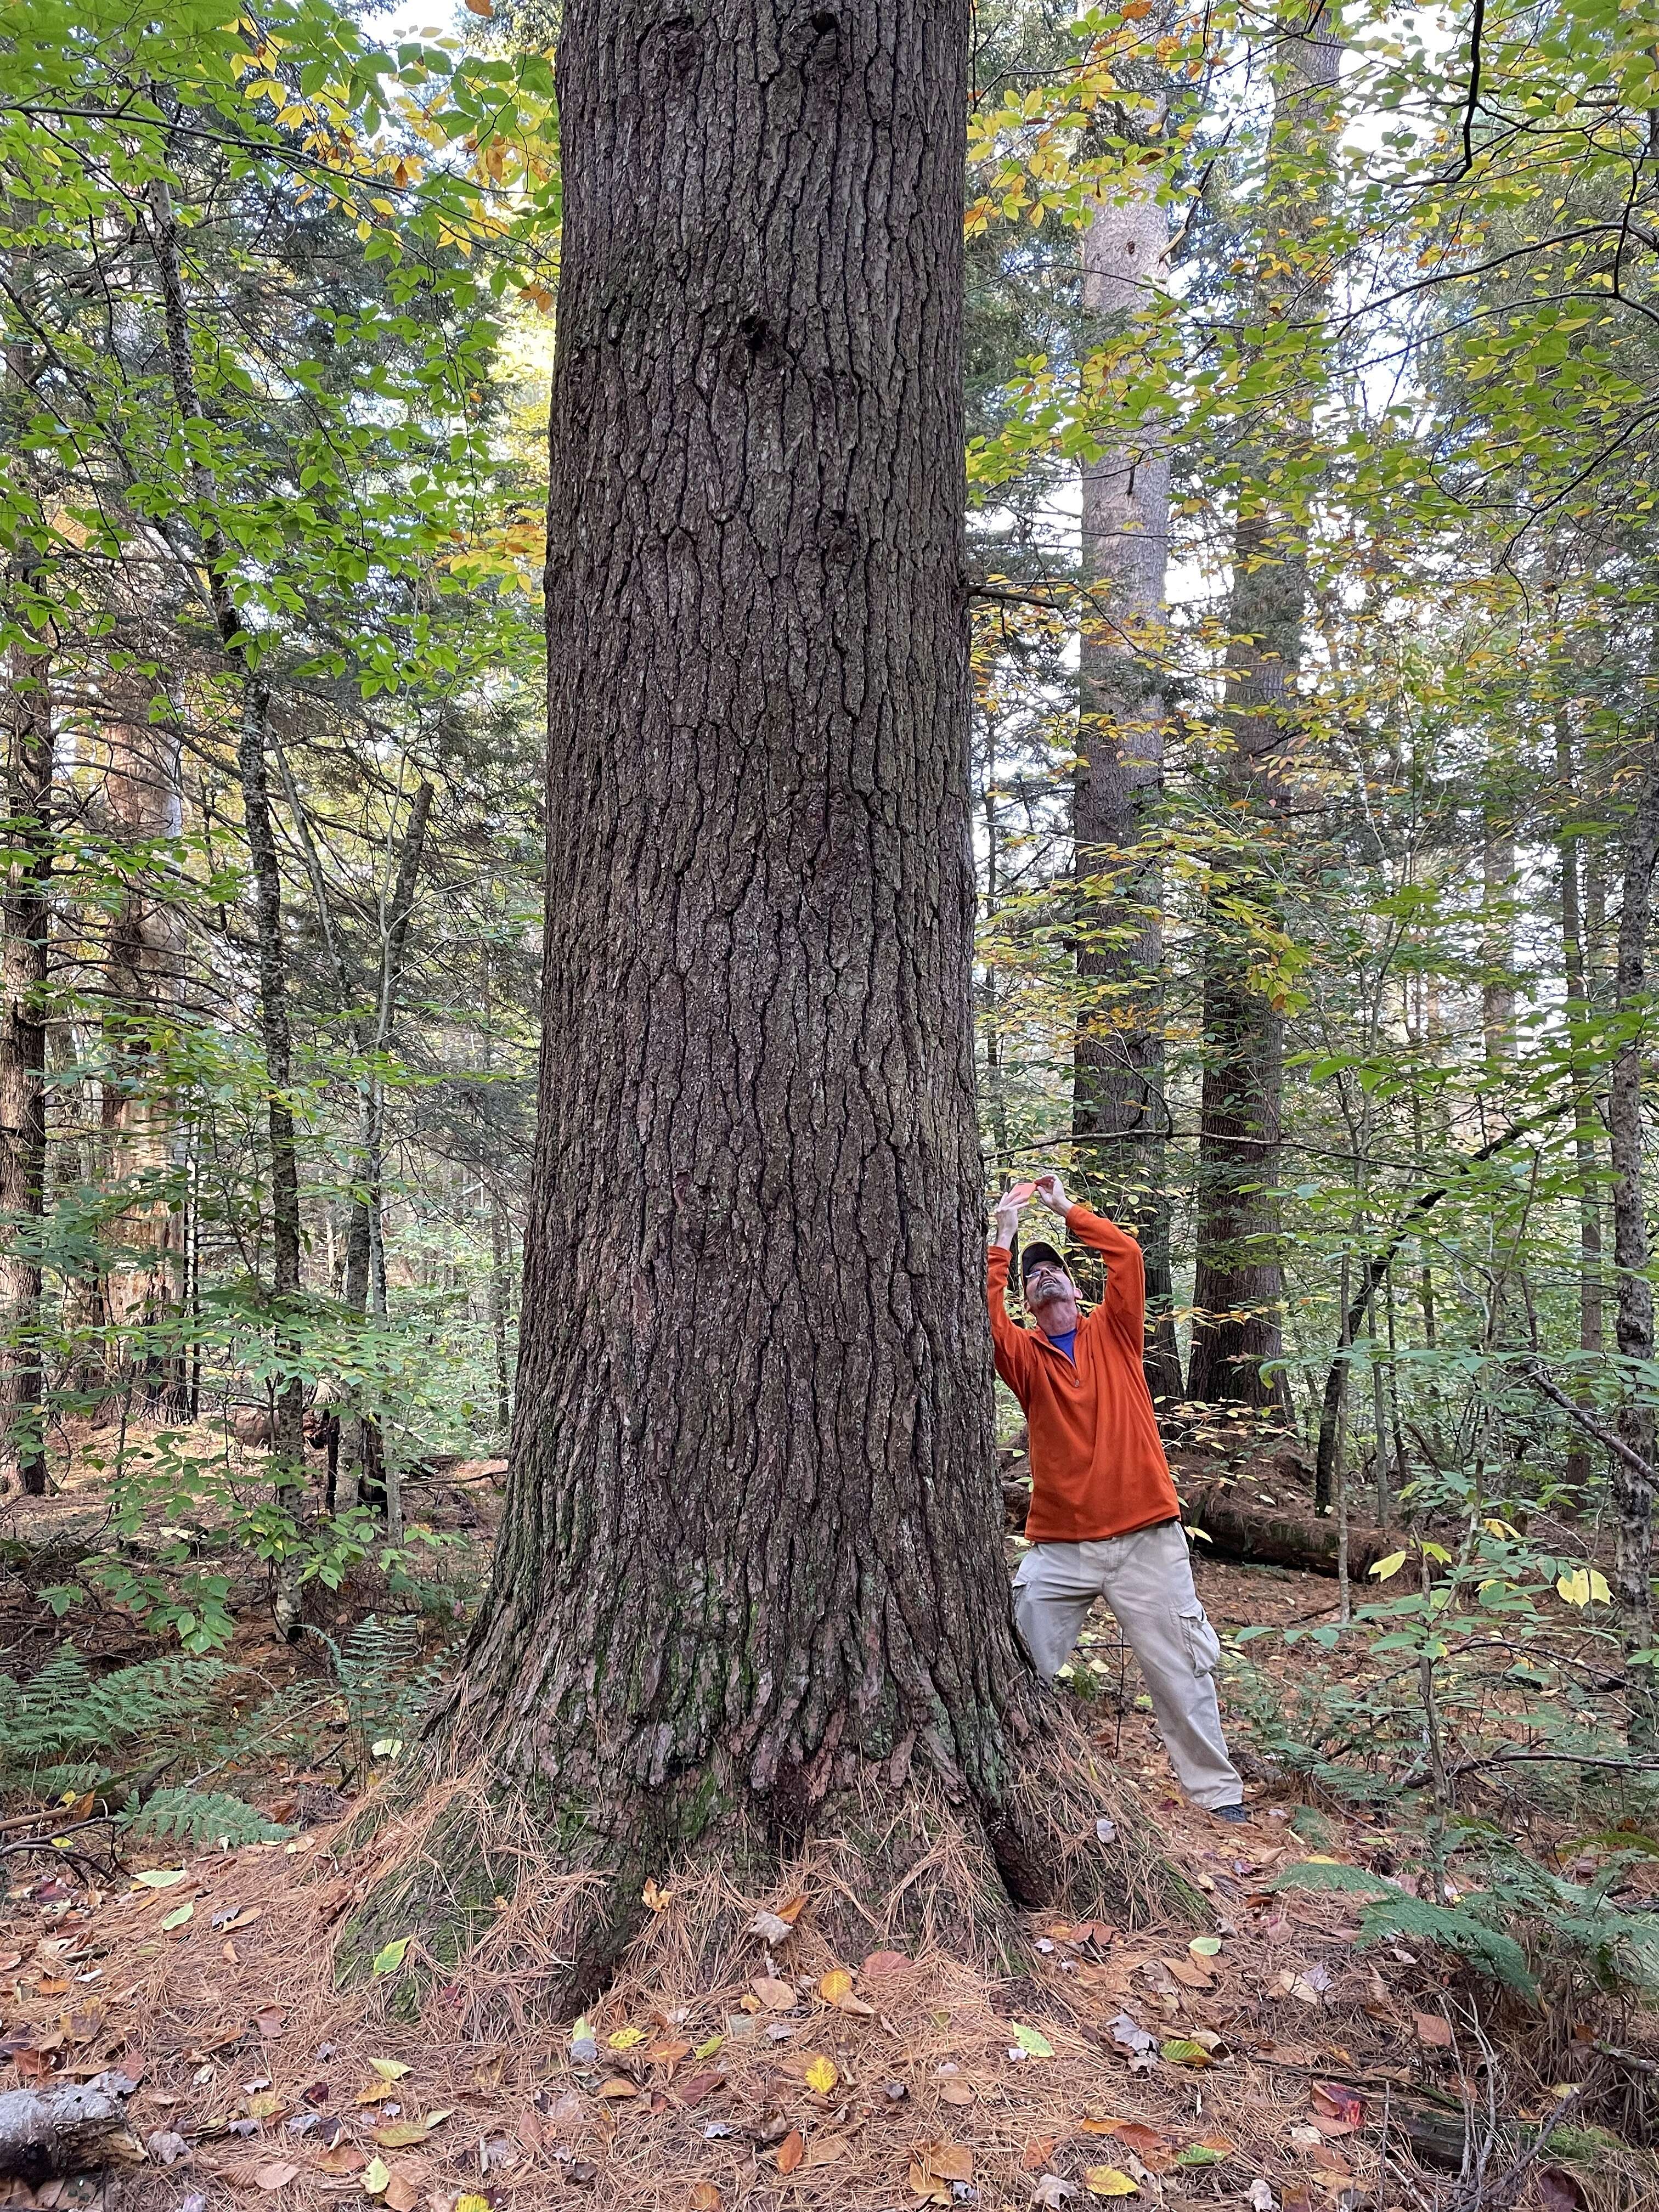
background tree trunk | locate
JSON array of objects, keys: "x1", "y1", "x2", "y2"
[
  {"x1": 410, "y1": 0, "x2": 1069, "y2": 2001},
  {"x1": 146, "y1": 163, "x2": 304, "y2": 1627},
  {"x1": 0, "y1": 555, "x2": 52, "y2": 1496},
  {"x1": 1188, "y1": 5, "x2": 1342, "y2": 1411},
  {"x1": 1609, "y1": 740, "x2": 1659, "y2": 1742},
  {"x1": 1071, "y1": 170, "x2": 1182, "y2": 1408},
  {"x1": 1557, "y1": 713, "x2": 1602, "y2": 1491},
  {"x1": 99, "y1": 689, "x2": 188, "y2": 1414}
]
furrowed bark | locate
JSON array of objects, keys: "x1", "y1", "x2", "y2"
[{"x1": 352, "y1": 0, "x2": 1146, "y2": 2005}]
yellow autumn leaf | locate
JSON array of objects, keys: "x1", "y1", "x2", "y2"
[
  {"x1": 1084, "y1": 2169, "x2": 1139, "y2": 2197},
  {"x1": 368, "y1": 2059, "x2": 411, "y2": 2081},
  {"x1": 819, "y1": 1967, "x2": 853, "y2": 2005},
  {"x1": 1368, "y1": 1550, "x2": 1407, "y2": 1581},
  {"x1": 803, "y1": 2055, "x2": 838, "y2": 2095},
  {"x1": 609, "y1": 2026, "x2": 645, "y2": 2049},
  {"x1": 362, "y1": 2158, "x2": 391, "y2": 2197},
  {"x1": 1589, "y1": 1570, "x2": 1611, "y2": 1604},
  {"x1": 1557, "y1": 1568, "x2": 1592, "y2": 1607}
]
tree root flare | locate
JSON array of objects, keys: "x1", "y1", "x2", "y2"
[{"x1": 333, "y1": 1718, "x2": 1208, "y2": 2031}]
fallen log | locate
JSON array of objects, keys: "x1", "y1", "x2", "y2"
[
  {"x1": 0, "y1": 2073, "x2": 144, "y2": 2181},
  {"x1": 1178, "y1": 1483, "x2": 1396, "y2": 1582}
]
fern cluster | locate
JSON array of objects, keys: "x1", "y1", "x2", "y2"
[
  {"x1": 0, "y1": 1644, "x2": 280, "y2": 1847},
  {"x1": 0, "y1": 1618, "x2": 450, "y2": 1850},
  {"x1": 0, "y1": 1647, "x2": 226, "y2": 1784},
  {"x1": 212, "y1": 1615, "x2": 446, "y2": 1784},
  {"x1": 1274, "y1": 1844, "x2": 1659, "y2": 2004}
]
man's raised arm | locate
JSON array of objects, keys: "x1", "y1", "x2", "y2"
[
  {"x1": 986, "y1": 1193, "x2": 1035, "y2": 1396},
  {"x1": 1032, "y1": 1173, "x2": 1145, "y2": 1331}
]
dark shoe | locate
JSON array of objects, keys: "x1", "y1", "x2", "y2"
[{"x1": 1211, "y1": 1802, "x2": 1249, "y2": 1824}]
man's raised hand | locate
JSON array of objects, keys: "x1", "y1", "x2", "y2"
[
  {"x1": 991, "y1": 1180, "x2": 1033, "y2": 1249},
  {"x1": 1035, "y1": 1172, "x2": 1071, "y2": 1217}
]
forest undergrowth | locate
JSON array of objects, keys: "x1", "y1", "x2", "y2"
[{"x1": 3, "y1": 1426, "x2": 1658, "y2": 2212}]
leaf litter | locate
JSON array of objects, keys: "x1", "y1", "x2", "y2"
[{"x1": 0, "y1": 1726, "x2": 1625, "y2": 2212}]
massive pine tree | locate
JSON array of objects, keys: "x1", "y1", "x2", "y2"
[{"x1": 375, "y1": 0, "x2": 1139, "y2": 2001}]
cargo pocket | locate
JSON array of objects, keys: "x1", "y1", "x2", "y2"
[{"x1": 1177, "y1": 1602, "x2": 1221, "y2": 1677}]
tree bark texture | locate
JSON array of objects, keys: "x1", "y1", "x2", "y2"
[
  {"x1": 1071, "y1": 171, "x2": 1181, "y2": 1407},
  {"x1": 1609, "y1": 742, "x2": 1659, "y2": 1737},
  {"x1": 434, "y1": 0, "x2": 1048, "y2": 1983},
  {"x1": 1187, "y1": 8, "x2": 1342, "y2": 1410},
  {"x1": 0, "y1": 2076, "x2": 142, "y2": 2182},
  {"x1": 0, "y1": 558, "x2": 52, "y2": 1496}
]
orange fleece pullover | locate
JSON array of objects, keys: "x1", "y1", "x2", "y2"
[{"x1": 986, "y1": 1203, "x2": 1179, "y2": 1544}]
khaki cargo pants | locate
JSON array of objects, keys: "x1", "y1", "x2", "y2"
[{"x1": 1013, "y1": 1519, "x2": 1243, "y2": 1811}]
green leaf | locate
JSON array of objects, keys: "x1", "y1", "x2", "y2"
[
  {"x1": 1011, "y1": 2022, "x2": 1053, "y2": 2057},
  {"x1": 372, "y1": 1936, "x2": 411, "y2": 1976}
]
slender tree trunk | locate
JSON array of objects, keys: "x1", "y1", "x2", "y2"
[
  {"x1": 1071, "y1": 169, "x2": 1181, "y2": 1407},
  {"x1": 979, "y1": 730, "x2": 1011, "y2": 1161},
  {"x1": 1188, "y1": 4, "x2": 1342, "y2": 1410},
  {"x1": 488, "y1": 1194, "x2": 512, "y2": 1437},
  {"x1": 146, "y1": 166, "x2": 304, "y2": 1629},
  {"x1": 99, "y1": 691, "x2": 188, "y2": 1413},
  {"x1": 340, "y1": 783, "x2": 432, "y2": 1525},
  {"x1": 1481, "y1": 804, "x2": 1515, "y2": 1070},
  {"x1": 1609, "y1": 743, "x2": 1659, "y2": 1743},
  {"x1": 379, "y1": 0, "x2": 1102, "y2": 2005},
  {"x1": 1558, "y1": 713, "x2": 1602, "y2": 1490},
  {"x1": 0, "y1": 556, "x2": 53, "y2": 1496}
]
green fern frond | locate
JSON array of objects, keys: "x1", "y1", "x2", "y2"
[
  {"x1": 1274, "y1": 1858, "x2": 1537, "y2": 1996},
  {"x1": 29, "y1": 1762, "x2": 113, "y2": 1800},
  {"x1": 1272, "y1": 1859, "x2": 1395, "y2": 1899},
  {"x1": 1355, "y1": 1893, "x2": 1537, "y2": 1997},
  {"x1": 125, "y1": 1787, "x2": 291, "y2": 1847},
  {"x1": 0, "y1": 1647, "x2": 226, "y2": 1776}
]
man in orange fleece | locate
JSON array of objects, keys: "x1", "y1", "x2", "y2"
[{"x1": 989, "y1": 1171, "x2": 1245, "y2": 1819}]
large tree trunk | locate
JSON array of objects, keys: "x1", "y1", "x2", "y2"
[
  {"x1": 1187, "y1": 5, "x2": 1342, "y2": 1410},
  {"x1": 0, "y1": 554, "x2": 52, "y2": 1497},
  {"x1": 359, "y1": 0, "x2": 1141, "y2": 2007},
  {"x1": 1071, "y1": 171, "x2": 1182, "y2": 1408},
  {"x1": 1609, "y1": 740, "x2": 1659, "y2": 1743}
]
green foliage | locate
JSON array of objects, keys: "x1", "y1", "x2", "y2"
[
  {"x1": 0, "y1": 1647, "x2": 226, "y2": 1781},
  {"x1": 125, "y1": 1786, "x2": 292, "y2": 1848},
  {"x1": 219, "y1": 1615, "x2": 448, "y2": 1787},
  {"x1": 1271, "y1": 1858, "x2": 1538, "y2": 1997}
]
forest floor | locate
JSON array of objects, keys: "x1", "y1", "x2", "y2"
[{"x1": 2, "y1": 1435, "x2": 1657, "y2": 2212}]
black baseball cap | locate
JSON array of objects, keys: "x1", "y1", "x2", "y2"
[{"x1": 1020, "y1": 1240, "x2": 1066, "y2": 1282}]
